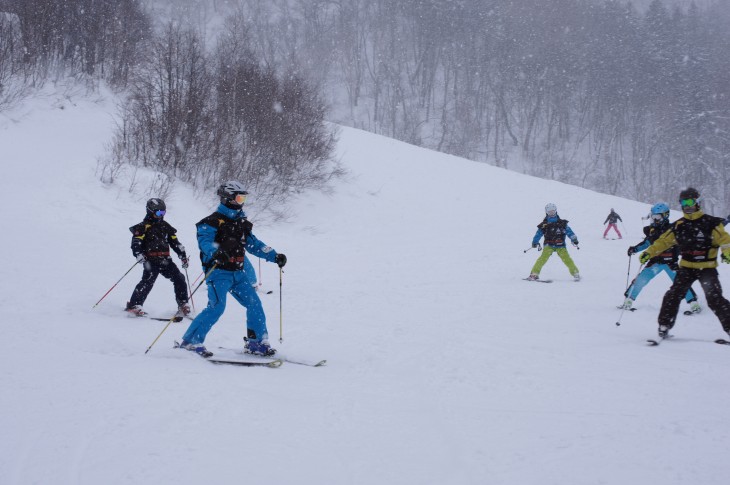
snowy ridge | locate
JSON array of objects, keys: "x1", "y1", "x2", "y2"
[{"x1": 1, "y1": 92, "x2": 729, "y2": 484}]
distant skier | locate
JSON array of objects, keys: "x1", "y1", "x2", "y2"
[
  {"x1": 623, "y1": 202, "x2": 700, "y2": 313},
  {"x1": 527, "y1": 203, "x2": 581, "y2": 281},
  {"x1": 126, "y1": 198, "x2": 190, "y2": 317},
  {"x1": 603, "y1": 208, "x2": 623, "y2": 239},
  {"x1": 639, "y1": 188, "x2": 730, "y2": 340},
  {"x1": 178, "y1": 181, "x2": 287, "y2": 358}
]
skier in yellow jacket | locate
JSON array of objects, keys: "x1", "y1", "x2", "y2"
[{"x1": 640, "y1": 188, "x2": 730, "y2": 340}]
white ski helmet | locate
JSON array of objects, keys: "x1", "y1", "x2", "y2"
[{"x1": 545, "y1": 203, "x2": 557, "y2": 216}]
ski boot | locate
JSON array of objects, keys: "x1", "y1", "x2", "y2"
[
  {"x1": 572, "y1": 273, "x2": 581, "y2": 282},
  {"x1": 658, "y1": 325, "x2": 670, "y2": 339},
  {"x1": 689, "y1": 301, "x2": 702, "y2": 314},
  {"x1": 176, "y1": 340, "x2": 213, "y2": 358},
  {"x1": 620, "y1": 298, "x2": 634, "y2": 310},
  {"x1": 526, "y1": 273, "x2": 539, "y2": 281},
  {"x1": 177, "y1": 302, "x2": 191, "y2": 317},
  {"x1": 244, "y1": 339, "x2": 277, "y2": 356},
  {"x1": 125, "y1": 302, "x2": 147, "y2": 317}
]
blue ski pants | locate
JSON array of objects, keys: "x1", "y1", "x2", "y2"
[
  {"x1": 181, "y1": 268, "x2": 267, "y2": 345},
  {"x1": 626, "y1": 263, "x2": 696, "y2": 303}
]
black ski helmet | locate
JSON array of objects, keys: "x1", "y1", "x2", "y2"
[
  {"x1": 217, "y1": 180, "x2": 248, "y2": 209},
  {"x1": 679, "y1": 187, "x2": 700, "y2": 201},
  {"x1": 146, "y1": 198, "x2": 166, "y2": 216}
]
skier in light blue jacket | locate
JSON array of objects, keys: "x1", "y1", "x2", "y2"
[
  {"x1": 178, "y1": 181, "x2": 286, "y2": 358},
  {"x1": 623, "y1": 202, "x2": 700, "y2": 312}
]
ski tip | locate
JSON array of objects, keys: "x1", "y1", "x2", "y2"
[
  {"x1": 715, "y1": 339, "x2": 730, "y2": 345},
  {"x1": 646, "y1": 339, "x2": 660, "y2": 346}
]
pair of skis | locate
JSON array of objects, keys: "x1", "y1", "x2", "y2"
[
  {"x1": 646, "y1": 334, "x2": 730, "y2": 347},
  {"x1": 173, "y1": 341, "x2": 326, "y2": 367},
  {"x1": 522, "y1": 277, "x2": 580, "y2": 284},
  {"x1": 174, "y1": 341, "x2": 327, "y2": 368},
  {"x1": 523, "y1": 277, "x2": 553, "y2": 283},
  {"x1": 125, "y1": 308, "x2": 190, "y2": 322},
  {"x1": 207, "y1": 354, "x2": 326, "y2": 368},
  {"x1": 208, "y1": 346, "x2": 326, "y2": 368}
]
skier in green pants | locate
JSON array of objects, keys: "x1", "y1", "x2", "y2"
[{"x1": 527, "y1": 203, "x2": 581, "y2": 281}]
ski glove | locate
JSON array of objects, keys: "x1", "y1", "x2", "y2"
[
  {"x1": 639, "y1": 252, "x2": 651, "y2": 264},
  {"x1": 136, "y1": 254, "x2": 151, "y2": 272},
  {"x1": 275, "y1": 253, "x2": 287, "y2": 268},
  {"x1": 627, "y1": 246, "x2": 637, "y2": 256},
  {"x1": 532, "y1": 243, "x2": 539, "y2": 248},
  {"x1": 571, "y1": 239, "x2": 579, "y2": 247},
  {"x1": 212, "y1": 249, "x2": 229, "y2": 265},
  {"x1": 722, "y1": 252, "x2": 730, "y2": 264},
  {"x1": 181, "y1": 254, "x2": 189, "y2": 269}
]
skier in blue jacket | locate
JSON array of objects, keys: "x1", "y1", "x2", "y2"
[
  {"x1": 623, "y1": 203, "x2": 700, "y2": 313},
  {"x1": 178, "y1": 181, "x2": 287, "y2": 358}
]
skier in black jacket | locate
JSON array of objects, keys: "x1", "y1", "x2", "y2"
[
  {"x1": 125, "y1": 198, "x2": 190, "y2": 317},
  {"x1": 603, "y1": 208, "x2": 623, "y2": 239},
  {"x1": 640, "y1": 188, "x2": 730, "y2": 340}
]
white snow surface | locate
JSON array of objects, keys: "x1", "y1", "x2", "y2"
[{"x1": 1, "y1": 92, "x2": 730, "y2": 485}]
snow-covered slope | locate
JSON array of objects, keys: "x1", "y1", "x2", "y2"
[{"x1": 1, "y1": 92, "x2": 729, "y2": 485}]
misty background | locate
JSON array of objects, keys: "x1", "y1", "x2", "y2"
[{"x1": 1, "y1": 0, "x2": 729, "y2": 214}]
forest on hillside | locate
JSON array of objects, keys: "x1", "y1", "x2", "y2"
[
  {"x1": 0, "y1": 0, "x2": 340, "y2": 210},
  {"x1": 226, "y1": 0, "x2": 730, "y2": 213},
  {"x1": 2, "y1": 0, "x2": 730, "y2": 213}
]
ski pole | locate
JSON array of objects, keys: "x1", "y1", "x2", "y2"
[
  {"x1": 92, "y1": 261, "x2": 139, "y2": 308},
  {"x1": 523, "y1": 243, "x2": 542, "y2": 253},
  {"x1": 258, "y1": 258, "x2": 263, "y2": 289},
  {"x1": 145, "y1": 264, "x2": 217, "y2": 354},
  {"x1": 624, "y1": 261, "x2": 645, "y2": 293},
  {"x1": 615, "y1": 304, "x2": 630, "y2": 327},
  {"x1": 625, "y1": 255, "x2": 632, "y2": 290},
  {"x1": 620, "y1": 221, "x2": 628, "y2": 237},
  {"x1": 190, "y1": 270, "x2": 205, "y2": 287},
  {"x1": 184, "y1": 267, "x2": 195, "y2": 313},
  {"x1": 279, "y1": 267, "x2": 283, "y2": 344},
  {"x1": 616, "y1": 262, "x2": 645, "y2": 327}
]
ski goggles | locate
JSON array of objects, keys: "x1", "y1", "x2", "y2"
[
  {"x1": 154, "y1": 210, "x2": 166, "y2": 217},
  {"x1": 546, "y1": 209, "x2": 557, "y2": 217},
  {"x1": 680, "y1": 198, "x2": 698, "y2": 208},
  {"x1": 234, "y1": 193, "x2": 248, "y2": 205}
]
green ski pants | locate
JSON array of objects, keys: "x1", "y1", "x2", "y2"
[{"x1": 531, "y1": 246, "x2": 579, "y2": 276}]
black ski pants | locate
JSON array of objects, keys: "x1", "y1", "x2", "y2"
[
  {"x1": 658, "y1": 267, "x2": 730, "y2": 332},
  {"x1": 130, "y1": 259, "x2": 188, "y2": 307}
]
